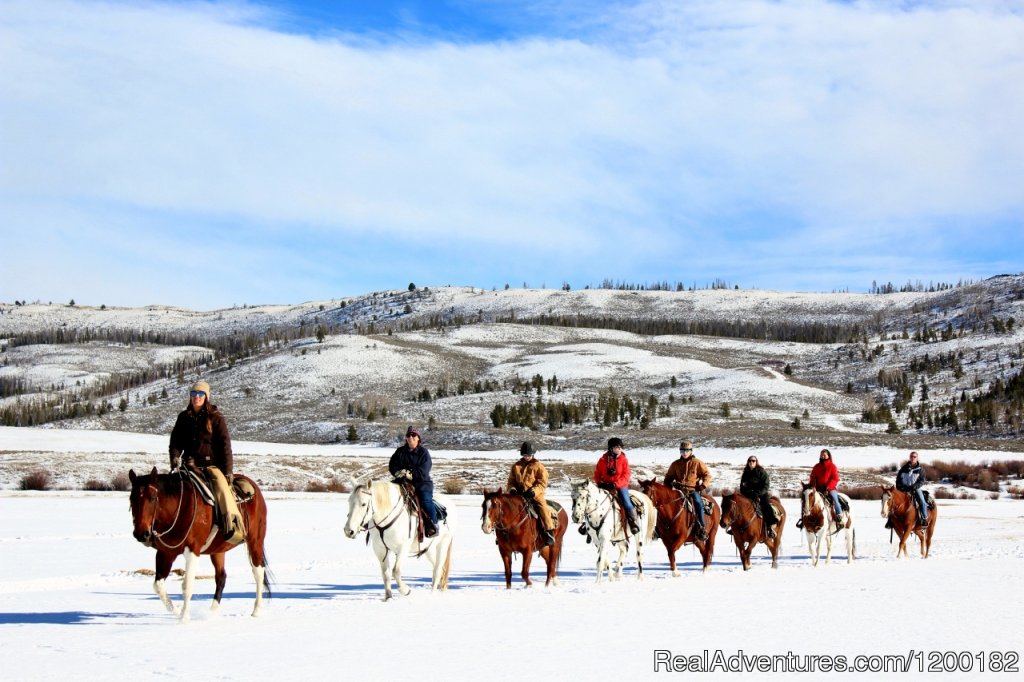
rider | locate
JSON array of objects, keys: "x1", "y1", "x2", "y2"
[
  {"x1": 800, "y1": 448, "x2": 843, "y2": 528},
  {"x1": 739, "y1": 455, "x2": 779, "y2": 538},
  {"x1": 895, "y1": 451, "x2": 929, "y2": 527},
  {"x1": 168, "y1": 381, "x2": 244, "y2": 543},
  {"x1": 664, "y1": 440, "x2": 712, "y2": 541},
  {"x1": 389, "y1": 426, "x2": 438, "y2": 537},
  {"x1": 507, "y1": 441, "x2": 556, "y2": 546},
  {"x1": 594, "y1": 437, "x2": 641, "y2": 534}
]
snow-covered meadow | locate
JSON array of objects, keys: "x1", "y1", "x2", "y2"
[{"x1": 1, "y1": 429, "x2": 1022, "y2": 680}]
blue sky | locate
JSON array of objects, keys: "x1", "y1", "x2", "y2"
[{"x1": 2, "y1": 0, "x2": 1023, "y2": 309}]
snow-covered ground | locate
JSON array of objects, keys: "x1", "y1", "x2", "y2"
[
  {"x1": 2, "y1": 428, "x2": 1023, "y2": 679},
  {"x1": 1, "y1": 486, "x2": 1022, "y2": 681}
]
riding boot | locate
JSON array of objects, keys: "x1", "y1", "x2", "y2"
[
  {"x1": 627, "y1": 510, "x2": 640, "y2": 535},
  {"x1": 424, "y1": 520, "x2": 438, "y2": 538},
  {"x1": 795, "y1": 519, "x2": 803, "y2": 529},
  {"x1": 541, "y1": 528, "x2": 556, "y2": 546}
]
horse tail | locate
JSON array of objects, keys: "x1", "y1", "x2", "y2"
[
  {"x1": 439, "y1": 539, "x2": 453, "y2": 590},
  {"x1": 262, "y1": 555, "x2": 274, "y2": 599}
]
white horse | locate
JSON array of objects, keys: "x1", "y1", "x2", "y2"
[
  {"x1": 343, "y1": 481, "x2": 455, "y2": 600},
  {"x1": 800, "y1": 483, "x2": 855, "y2": 566},
  {"x1": 570, "y1": 480, "x2": 656, "y2": 582}
]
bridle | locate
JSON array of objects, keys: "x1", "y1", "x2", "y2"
[
  {"x1": 482, "y1": 495, "x2": 530, "y2": 535},
  {"x1": 573, "y1": 484, "x2": 618, "y2": 540},
  {"x1": 136, "y1": 472, "x2": 198, "y2": 550}
]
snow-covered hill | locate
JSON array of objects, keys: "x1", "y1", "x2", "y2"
[{"x1": 2, "y1": 276, "x2": 1022, "y2": 449}]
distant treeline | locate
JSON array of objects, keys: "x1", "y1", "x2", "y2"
[{"x1": 489, "y1": 314, "x2": 860, "y2": 344}]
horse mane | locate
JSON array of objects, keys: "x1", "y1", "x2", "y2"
[{"x1": 371, "y1": 480, "x2": 395, "y2": 512}]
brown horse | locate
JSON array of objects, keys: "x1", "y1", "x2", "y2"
[
  {"x1": 129, "y1": 467, "x2": 270, "y2": 622},
  {"x1": 881, "y1": 485, "x2": 937, "y2": 558},
  {"x1": 481, "y1": 489, "x2": 568, "y2": 588},
  {"x1": 639, "y1": 480, "x2": 719, "y2": 576},
  {"x1": 719, "y1": 492, "x2": 785, "y2": 570}
]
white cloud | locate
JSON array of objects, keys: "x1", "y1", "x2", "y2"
[{"x1": 1, "y1": 0, "x2": 1021, "y2": 306}]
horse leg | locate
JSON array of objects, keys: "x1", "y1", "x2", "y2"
[
  {"x1": 615, "y1": 543, "x2": 628, "y2": 581},
  {"x1": 635, "y1": 536, "x2": 645, "y2": 581},
  {"x1": 769, "y1": 537, "x2": 779, "y2": 569},
  {"x1": 153, "y1": 551, "x2": 178, "y2": 616},
  {"x1": 179, "y1": 548, "x2": 198, "y2": 623},
  {"x1": 210, "y1": 553, "x2": 226, "y2": 612},
  {"x1": 521, "y1": 547, "x2": 534, "y2": 588},
  {"x1": 251, "y1": 563, "x2": 265, "y2": 617},
  {"x1": 806, "y1": 531, "x2": 818, "y2": 567},
  {"x1": 393, "y1": 548, "x2": 411, "y2": 597},
  {"x1": 501, "y1": 548, "x2": 513, "y2": 589},
  {"x1": 740, "y1": 541, "x2": 752, "y2": 571},
  {"x1": 824, "y1": 528, "x2": 834, "y2": 564},
  {"x1": 594, "y1": 541, "x2": 607, "y2": 583},
  {"x1": 543, "y1": 544, "x2": 557, "y2": 587},
  {"x1": 668, "y1": 544, "x2": 680, "y2": 577},
  {"x1": 374, "y1": 541, "x2": 394, "y2": 600},
  {"x1": 846, "y1": 528, "x2": 855, "y2": 563}
]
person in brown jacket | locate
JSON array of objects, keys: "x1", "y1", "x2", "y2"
[
  {"x1": 507, "y1": 441, "x2": 556, "y2": 546},
  {"x1": 664, "y1": 440, "x2": 712, "y2": 540},
  {"x1": 168, "y1": 381, "x2": 244, "y2": 543}
]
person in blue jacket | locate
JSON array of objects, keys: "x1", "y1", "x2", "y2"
[{"x1": 389, "y1": 426, "x2": 438, "y2": 537}]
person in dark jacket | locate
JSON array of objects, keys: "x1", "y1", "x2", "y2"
[
  {"x1": 168, "y1": 381, "x2": 244, "y2": 542},
  {"x1": 896, "y1": 451, "x2": 928, "y2": 527},
  {"x1": 739, "y1": 455, "x2": 779, "y2": 538},
  {"x1": 389, "y1": 426, "x2": 438, "y2": 537}
]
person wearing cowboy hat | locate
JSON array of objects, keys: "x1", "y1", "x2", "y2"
[
  {"x1": 664, "y1": 440, "x2": 713, "y2": 541},
  {"x1": 168, "y1": 381, "x2": 244, "y2": 543},
  {"x1": 389, "y1": 425, "x2": 438, "y2": 537},
  {"x1": 507, "y1": 441, "x2": 556, "y2": 546}
]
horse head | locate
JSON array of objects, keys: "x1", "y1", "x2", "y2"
[
  {"x1": 719, "y1": 492, "x2": 736, "y2": 528},
  {"x1": 570, "y1": 480, "x2": 592, "y2": 524},
  {"x1": 480, "y1": 487, "x2": 504, "y2": 534},
  {"x1": 880, "y1": 485, "x2": 894, "y2": 518},
  {"x1": 343, "y1": 483, "x2": 373, "y2": 539},
  {"x1": 128, "y1": 467, "x2": 160, "y2": 546}
]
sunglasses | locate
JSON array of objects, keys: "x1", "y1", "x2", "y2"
[
  {"x1": 190, "y1": 391, "x2": 206, "y2": 398},
  {"x1": 748, "y1": 459, "x2": 757, "y2": 463},
  {"x1": 680, "y1": 448, "x2": 693, "y2": 453}
]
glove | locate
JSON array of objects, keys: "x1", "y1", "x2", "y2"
[
  {"x1": 170, "y1": 454, "x2": 181, "y2": 470},
  {"x1": 394, "y1": 469, "x2": 413, "y2": 482},
  {"x1": 522, "y1": 489, "x2": 535, "y2": 499},
  {"x1": 696, "y1": 483, "x2": 706, "y2": 492}
]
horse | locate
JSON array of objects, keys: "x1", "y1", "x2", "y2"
[
  {"x1": 343, "y1": 480, "x2": 454, "y2": 600},
  {"x1": 639, "y1": 480, "x2": 719, "y2": 575},
  {"x1": 799, "y1": 483, "x2": 855, "y2": 565},
  {"x1": 481, "y1": 488, "x2": 569, "y2": 588},
  {"x1": 570, "y1": 480, "x2": 656, "y2": 582},
  {"x1": 719, "y1": 492, "x2": 786, "y2": 570},
  {"x1": 881, "y1": 485, "x2": 937, "y2": 558},
  {"x1": 128, "y1": 467, "x2": 270, "y2": 622}
]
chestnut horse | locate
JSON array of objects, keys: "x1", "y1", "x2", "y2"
[
  {"x1": 881, "y1": 485, "x2": 937, "y2": 558},
  {"x1": 719, "y1": 492, "x2": 785, "y2": 570},
  {"x1": 800, "y1": 483, "x2": 855, "y2": 566},
  {"x1": 639, "y1": 480, "x2": 719, "y2": 576},
  {"x1": 481, "y1": 489, "x2": 569, "y2": 588},
  {"x1": 128, "y1": 467, "x2": 269, "y2": 622}
]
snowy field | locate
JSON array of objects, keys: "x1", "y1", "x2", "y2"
[{"x1": 2, "y1": 452, "x2": 1023, "y2": 680}]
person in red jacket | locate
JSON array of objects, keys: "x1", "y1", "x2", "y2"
[
  {"x1": 802, "y1": 448, "x2": 844, "y2": 526},
  {"x1": 594, "y1": 437, "x2": 640, "y2": 534}
]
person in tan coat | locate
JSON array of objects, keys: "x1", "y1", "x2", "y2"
[
  {"x1": 664, "y1": 440, "x2": 712, "y2": 540},
  {"x1": 507, "y1": 441, "x2": 555, "y2": 546}
]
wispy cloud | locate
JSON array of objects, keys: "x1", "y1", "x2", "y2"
[{"x1": 1, "y1": 0, "x2": 1021, "y2": 307}]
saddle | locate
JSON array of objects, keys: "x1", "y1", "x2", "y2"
[
  {"x1": 183, "y1": 468, "x2": 251, "y2": 539},
  {"x1": 393, "y1": 479, "x2": 446, "y2": 541},
  {"x1": 523, "y1": 498, "x2": 562, "y2": 529}
]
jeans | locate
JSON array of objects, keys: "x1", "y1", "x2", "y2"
[
  {"x1": 417, "y1": 483, "x2": 438, "y2": 526},
  {"x1": 912, "y1": 489, "x2": 929, "y2": 521},
  {"x1": 617, "y1": 488, "x2": 636, "y2": 517},
  {"x1": 690, "y1": 490, "x2": 706, "y2": 526},
  {"x1": 827, "y1": 490, "x2": 843, "y2": 518}
]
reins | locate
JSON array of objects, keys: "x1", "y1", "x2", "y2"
[{"x1": 146, "y1": 472, "x2": 199, "y2": 550}]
